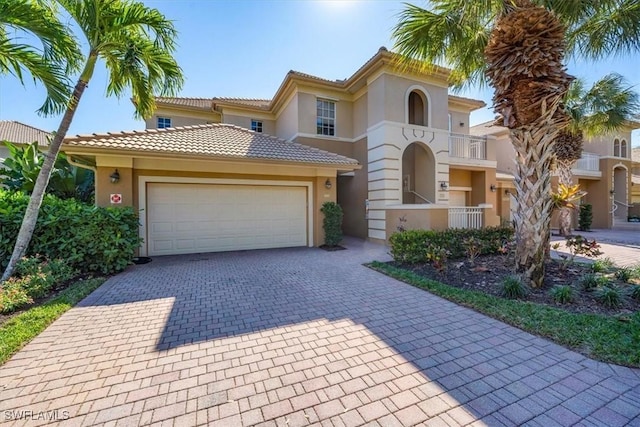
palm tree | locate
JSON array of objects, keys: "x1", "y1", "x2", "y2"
[
  {"x1": 1, "y1": 0, "x2": 183, "y2": 282},
  {"x1": 0, "y1": 0, "x2": 81, "y2": 114},
  {"x1": 554, "y1": 74, "x2": 639, "y2": 236},
  {"x1": 393, "y1": 0, "x2": 640, "y2": 288},
  {"x1": 555, "y1": 74, "x2": 640, "y2": 187}
]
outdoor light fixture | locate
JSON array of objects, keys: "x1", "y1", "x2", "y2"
[
  {"x1": 610, "y1": 189, "x2": 615, "y2": 195},
  {"x1": 325, "y1": 178, "x2": 332, "y2": 189},
  {"x1": 459, "y1": 122, "x2": 465, "y2": 127},
  {"x1": 440, "y1": 181, "x2": 449, "y2": 191},
  {"x1": 504, "y1": 189, "x2": 511, "y2": 195},
  {"x1": 110, "y1": 169, "x2": 120, "y2": 184},
  {"x1": 490, "y1": 184, "x2": 497, "y2": 192}
]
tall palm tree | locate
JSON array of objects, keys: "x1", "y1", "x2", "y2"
[
  {"x1": 556, "y1": 74, "x2": 640, "y2": 187},
  {"x1": 554, "y1": 74, "x2": 639, "y2": 237},
  {"x1": 0, "y1": 0, "x2": 81, "y2": 114},
  {"x1": 393, "y1": 0, "x2": 640, "y2": 288},
  {"x1": 1, "y1": 0, "x2": 183, "y2": 282}
]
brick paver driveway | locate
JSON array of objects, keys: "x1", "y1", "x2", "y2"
[{"x1": 1, "y1": 238, "x2": 639, "y2": 426}]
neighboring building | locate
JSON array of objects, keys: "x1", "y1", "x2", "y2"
[
  {"x1": 0, "y1": 120, "x2": 50, "y2": 160},
  {"x1": 471, "y1": 121, "x2": 640, "y2": 228},
  {"x1": 63, "y1": 47, "x2": 500, "y2": 256}
]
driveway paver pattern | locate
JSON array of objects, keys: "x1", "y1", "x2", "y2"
[{"x1": 1, "y1": 238, "x2": 639, "y2": 426}]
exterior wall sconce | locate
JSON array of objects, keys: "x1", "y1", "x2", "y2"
[
  {"x1": 440, "y1": 181, "x2": 449, "y2": 191},
  {"x1": 459, "y1": 122, "x2": 465, "y2": 127},
  {"x1": 490, "y1": 184, "x2": 497, "y2": 192},
  {"x1": 610, "y1": 189, "x2": 615, "y2": 195},
  {"x1": 504, "y1": 189, "x2": 511, "y2": 195},
  {"x1": 325, "y1": 178, "x2": 332, "y2": 190},
  {"x1": 110, "y1": 169, "x2": 120, "y2": 184}
]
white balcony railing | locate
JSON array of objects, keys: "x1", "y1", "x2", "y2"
[
  {"x1": 448, "y1": 207, "x2": 483, "y2": 229},
  {"x1": 574, "y1": 152, "x2": 600, "y2": 171},
  {"x1": 449, "y1": 134, "x2": 487, "y2": 160}
]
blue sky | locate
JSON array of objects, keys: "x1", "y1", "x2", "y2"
[{"x1": 0, "y1": 0, "x2": 638, "y2": 146}]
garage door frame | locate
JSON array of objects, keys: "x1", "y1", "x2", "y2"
[{"x1": 138, "y1": 176, "x2": 314, "y2": 256}]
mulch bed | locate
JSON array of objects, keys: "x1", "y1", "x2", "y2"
[{"x1": 393, "y1": 254, "x2": 640, "y2": 317}]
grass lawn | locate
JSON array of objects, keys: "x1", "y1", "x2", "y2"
[
  {"x1": 369, "y1": 261, "x2": 640, "y2": 367},
  {"x1": 0, "y1": 277, "x2": 105, "y2": 366}
]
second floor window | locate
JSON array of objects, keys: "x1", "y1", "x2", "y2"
[
  {"x1": 157, "y1": 117, "x2": 171, "y2": 129},
  {"x1": 621, "y1": 139, "x2": 628, "y2": 158},
  {"x1": 614, "y1": 139, "x2": 620, "y2": 157},
  {"x1": 251, "y1": 120, "x2": 263, "y2": 133},
  {"x1": 317, "y1": 99, "x2": 335, "y2": 136},
  {"x1": 408, "y1": 90, "x2": 428, "y2": 126}
]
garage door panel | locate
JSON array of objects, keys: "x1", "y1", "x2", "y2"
[{"x1": 147, "y1": 183, "x2": 308, "y2": 256}]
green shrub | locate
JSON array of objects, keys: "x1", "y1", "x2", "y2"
[
  {"x1": 551, "y1": 285, "x2": 573, "y2": 304},
  {"x1": 0, "y1": 257, "x2": 77, "y2": 314},
  {"x1": 579, "y1": 273, "x2": 599, "y2": 291},
  {"x1": 320, "y1": 201, "x2": 343, "y2": 247},
  {"x1": 595, "y1": 286, "x2": 623, "y2": 309},
  {"x1": 0, "y1": 190, "x2": 141, "y2": 274},
  {"x1": 591, "y1": 258, "x2": 614, "y2": 273},
  {"x1": 630, "y1": 286, "x2": 640, "y2": 301},
  {"x1": 425, "y1": 244, "x2": 450, "y2": 273},
  {"x1": 389, "y1": 226, "x2": 514, "y2": 264},
  {"x1": 578, "y1": 204, "x2": 592, "y2": 231},
  {"x1": 0, "y1": 279, "x2": 33, "y2": 313},
  {"x1": 500, "y1": 275, "x2": 527, "y2": 299},
  {"x1": 615, "y1": 268, "x2": 632, "y2": 282}
]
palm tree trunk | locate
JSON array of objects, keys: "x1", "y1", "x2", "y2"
[
  {"x1": 1, "y1": 69, "x2": 92, "y2": 282},
  {"x1": 557, "y1": 159, "x2": 575, "y2": 187},
  {"x1": 511, "y1": 112, "x2": 561, "y2": 288}
]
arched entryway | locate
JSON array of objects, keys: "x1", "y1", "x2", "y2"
[
  {"x1": 402, "y1": 142, "x2": 435, "y2": 204},
  {"x1": 613, "y1": 165, "x2": 628, "y2": 223}
]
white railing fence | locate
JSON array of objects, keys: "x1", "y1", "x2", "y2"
[
  {"x1": 448, "y1": 207, "x2": 483, "y2": 229},
  {"x1": 574, "y1": 152, "x2": 600, "y2": 171},
  {"x1": 449, "y1": 134, "x2": 487, "y2": 160}
]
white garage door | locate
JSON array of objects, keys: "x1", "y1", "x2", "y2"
[{"x1": 147, "y1": 183, "x2": 308, "y2": 256}]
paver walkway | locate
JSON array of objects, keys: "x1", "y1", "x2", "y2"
[
  {"x1": 551, "y1": 229, "x2": 640, "y2": 267},
  {"x1": 1, "y1": 238, "x2": 639, "y2": 426}
]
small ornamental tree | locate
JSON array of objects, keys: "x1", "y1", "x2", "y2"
[
  {"x1": 579, "y1": 204, "x2": 593, "y2": 231},
  {"x1": 320, "y1": 202, "x2": 343, "y2": 247}
]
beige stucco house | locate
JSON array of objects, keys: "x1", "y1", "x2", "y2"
[
  {"x1": 471, "y1": 121, "x2": 640, "y2": 229},
  {"x1": 63, "y1": 47, "x2": 501, "y2": 256}
]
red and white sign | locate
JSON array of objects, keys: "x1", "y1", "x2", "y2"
[{"x1": 110, "y1": 193, "x2": 122, "y2": 204}]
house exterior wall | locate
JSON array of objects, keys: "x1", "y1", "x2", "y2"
[
  {"x1": 276, "y1": 93, "x2": 298, "y2": 141},
  {"x1": 222, "y1": 114, "x2": 276, "y2": 135},
  {"x1": 92, "y1": 156, "x2": 339, "y2": 248}
]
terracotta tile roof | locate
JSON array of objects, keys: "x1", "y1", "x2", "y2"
[
  {"x1": 155, "y1": 97, "x2": 214, "y2": 110},
  {"x1": 214, "y1": 97, "x2": 272, "y2": 109},
  {"x1": 64, "y1": 124, "x2": 359, "y2": 167},
  {"x1": 0, "y1": 121, "x2": 50, "y2": 146}
]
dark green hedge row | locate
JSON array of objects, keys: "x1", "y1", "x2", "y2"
[
  {"x1": 389, "y1": 226, "x2": 514, "y2": 264},
  {"x1": 0, "y1": 190, "x2": 141, "y2": 275}
]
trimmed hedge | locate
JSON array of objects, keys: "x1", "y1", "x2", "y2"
[
  {"x1": 0, "y1": 190, "x2": 141, "y2": 275},
  {"x1": 320, "y1": 202, "x2": 343, "y2": 247},
  {"x1": 389, "y1": 226, "x2": 514, "y2": 264}
]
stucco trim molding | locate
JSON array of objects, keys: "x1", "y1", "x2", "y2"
[
  {"x1": 404, "y1": 85, "x2": 433, "y2": 128},
  {"x1": 137, "y1": 176, "x2": 314, "y2": 256}
]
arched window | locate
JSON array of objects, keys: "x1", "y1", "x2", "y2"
[
  {"x1": 614, "y1": 139, "x2": 620, "y2": 157},
  {"x1": 408, "y1": 90, "x2": 428, "y2": 126},
  {"x1": 621, "y1": 139, "x2": 628, "y2": 158}
]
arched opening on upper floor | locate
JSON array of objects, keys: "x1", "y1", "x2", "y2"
[
  {"x1": 405, "y1": 86, "x2": 431, "y2": 127},
  {"x1": 621, "y1": 139, "x2": 628, "y2": 158},
  {"x1": 614, "y1": 138, "x2": 620, "y2": 157}
]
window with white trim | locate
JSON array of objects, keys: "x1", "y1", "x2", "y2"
[
  {"x1": 614, "y1": 138, "x2": 620, "y2": 157},
  {"x1": 621, "y1": 139, "x2": 628, "y2": 158},
  {"x1": 251, "y1": 119, "x2": 263, "y2": 133},
  {"x1": 157, "y1": 117, "x2": 171, "y2": 129},
  {"x1": 316, "y1": 99, "x2": 335, "y2": 136}
]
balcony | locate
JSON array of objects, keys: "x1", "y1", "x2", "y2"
[
  {"x1": 572, "y1": 152, "x2": 601, "y2": 178},
  {"x1": 449, "y1": 134, "x2": 487, "y2": 160}
]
